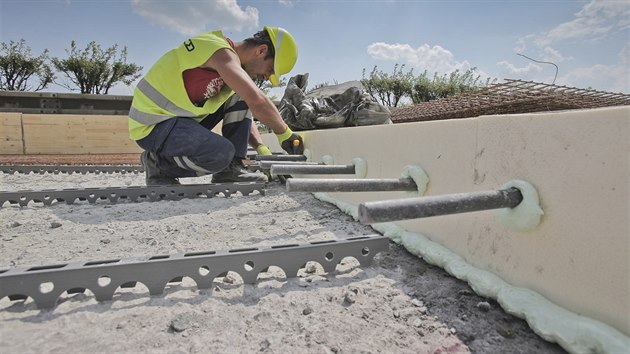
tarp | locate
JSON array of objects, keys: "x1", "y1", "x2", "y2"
[{"x1": 279, "y1": 73, "x2": 391, "y2": 131}]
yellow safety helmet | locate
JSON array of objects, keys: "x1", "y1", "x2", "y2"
[{"x1": 264, "y1": 26, "x2": 298, "y2": 87}]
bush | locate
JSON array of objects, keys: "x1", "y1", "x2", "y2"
[{"x1": 361, "y1": 65, "x2": 496, "y2": 107}]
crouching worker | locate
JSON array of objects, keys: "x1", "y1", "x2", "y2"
[{"x1": 128, "y1": 27, "x2": 304, "y2": 185}]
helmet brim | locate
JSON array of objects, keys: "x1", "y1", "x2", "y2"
[
  {"x1": 264, "y1": 25, "x2": 297, "y2": 88},
  {"x1": 269, "y1": 74, "x2": 280, "y2": 87}
]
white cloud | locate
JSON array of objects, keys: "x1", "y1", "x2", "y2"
[
  {"x1": 366, "y1": 42, "x2": 473, "y2": 75},
  {"x1": 522, "y1": 0, "x2": 629, "y2": 50},
  {"x1": 560, "y1": 44, "x2": 629, "y2": 92},
  {"x1": 508, "y1": 0, "x2": 629, "y2": 92},
  {"x1": 542, "y1": 46, "x2": 570, "y2": 63},
  {"x1": 498, "y1": 44, "x2": 629, "y2": 92},
  {"x1": 131, "y1": 0, "x2": 259, "y2": 36},
  {"x1": 497, "y1": 61, "x2": 542, "y2": 75},
  {"x1": 561, "y1": 63, "x2": 628, "y2": 93},
  {"x1": 278, "y1": 0, "x2": 294, "y2": 7}
]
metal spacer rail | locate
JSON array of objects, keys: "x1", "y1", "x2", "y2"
[
  {"x1": 358, "y1": 187, "x2": 523, "y2": 224},
  {"x1": 0, "y1": 235, "x2": 389, "y2": 309},
  {"x1": 0, "y1": 165, "x2": 144, "y2": 175},
  {"x1": 255, "y1": 154, "x2": 307, "y2": 162},
  {"x1": 271, "y1": 164, "x2": 356, "y2": 176},
  {"x1": 0, "y1": 182, "x2": 266, "y2": 207},
  {"x1": 286, "y1": 178, "x2": 418, "y2": 193}
]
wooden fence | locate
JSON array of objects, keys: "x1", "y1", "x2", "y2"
[{"x1": 1, "y1": 113, "x2": 141, "y2": 154}]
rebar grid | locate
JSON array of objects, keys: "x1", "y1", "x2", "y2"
[{"x1": 391, "y1": 79, "x2": 630, "y2": 123}]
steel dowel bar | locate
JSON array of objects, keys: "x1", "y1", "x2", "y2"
[
  {"x1": 259, "y1": 161, "x2": 322, "y2": 170},
  {"x1": 287, "y1": 178, "x2": 417, "y2": 193},
  {"x1": 271, "y1": 164, "x2": 356, "y2": 176},
  {"x1": 358, "y1": 187, "x2": 523, "y2": 224},
  {"x1": 255, "y1": 154, "x2": 307, "y2": 162}
]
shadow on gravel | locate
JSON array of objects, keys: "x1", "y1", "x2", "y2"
[{"x1": 376, "y1": 242, "x2": 567, "y2": 354}]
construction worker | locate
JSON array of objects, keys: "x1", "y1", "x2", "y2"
[{"x1": 128, "y1": 27, "x2": 304, "y2": 185}]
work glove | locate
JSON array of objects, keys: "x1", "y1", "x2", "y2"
[
  {"x1": 255, "y1": 144, "x2": 272, "y2": 156},
  {"x1": 276, "y1": 127, "x2": 304, "y2": 155},
  {"x1": 255, "y1": 144, "x2": 274, "y2": 181}
]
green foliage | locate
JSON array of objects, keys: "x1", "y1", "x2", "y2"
[
  {"x1": 255, "y1": 77, "x2": 287, "y2": 100},
  {"x1": 411, "y1": 68, "x2": 496, "y2": 103},
  {"x1": 361, "y1": 64, "x2": 496, "y2": 107},
  {"x1": 0, "y1": 39, "x2": 54, "y2": 91},
  {"x1": 51, "y1": 41, "x2": 142, "y2": 94},
  {"x1": 361, "y1": 64, "x2": 414, "y2": 107}
]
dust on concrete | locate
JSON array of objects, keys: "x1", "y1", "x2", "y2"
[{"x1": 0, "y1": 171, "x2": 566, "y2": 353}]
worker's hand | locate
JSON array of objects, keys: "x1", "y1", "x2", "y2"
[
  {"x1": 256, "y1": 144, "x2": 272, "y2": 156},
  {"x1": 276, "y1": 127, "x2": 304, "y2": 155}
]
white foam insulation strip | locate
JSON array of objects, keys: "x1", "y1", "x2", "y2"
[{"x1": 311, "y1": 191, "x2": 630, "y2": 354}]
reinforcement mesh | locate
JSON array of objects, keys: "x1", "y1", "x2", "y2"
[{"x1": 390, "y1": 79, "x2": 630, "y2": 123}]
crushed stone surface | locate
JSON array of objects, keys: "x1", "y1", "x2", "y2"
[{"x1": 0, "y1": 169, "x2": 567, "y2": 353}]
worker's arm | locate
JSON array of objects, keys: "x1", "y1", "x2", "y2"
[
  {"x1": 204, "y1": 48, "x2": 287, "y2": 134},
  {"x1": 203, "y1": 48, "x2": 303, "y2": 154}
]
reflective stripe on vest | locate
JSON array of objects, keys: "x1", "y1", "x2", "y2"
[
  {"x1": 222, "y1": 95, "x2": 251, "y2": 125},
  {"x1": 129, "y1": 30, "x2": 235, "y2": 140},
  {"x1": 129, "y1": 78, "x2": 197, "y2": 125}
]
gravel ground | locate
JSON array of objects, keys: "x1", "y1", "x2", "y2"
[{"x1": 0, "y1": 165, "x2": 566, "y2": 353}]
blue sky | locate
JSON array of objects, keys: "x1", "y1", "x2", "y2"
[{"x1": 1, "y1": 0, "x2": 628, "y2": 96}]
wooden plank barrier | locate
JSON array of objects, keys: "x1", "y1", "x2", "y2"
[
  {"x1": 0, "y1": 113, "x2": 229, "y2": 155},
  {"x1": 20, "y1": 114, "x2": 142, "y2": 154},
  {"x1": 0, "y1": 113, "x2": 24, "y2": 154}
]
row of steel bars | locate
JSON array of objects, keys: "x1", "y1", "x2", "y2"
[{"x1": 257, "y1": 155, "x2": 523, "y2": 224}]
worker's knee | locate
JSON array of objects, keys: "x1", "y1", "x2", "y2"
[
  {"x1": 194, "y1": 138, "x2": 235, "y2": 173},
  {"x1": 212, "y1": 142, "x2": 236, "y2": 171}
]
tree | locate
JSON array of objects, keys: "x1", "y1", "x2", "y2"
[
  {"x1": 0, "y1": 39, "x2": 54, "y2": 91},
  {"x1": 411, "y1": 68, "x2": 496, "y2": 103},
  {"x1": 361, "y1": 64, "x2": 496, "y2": 107},
  {"x1": 361, "y1": 64, "x2": 414, "y2": 107},
  {"x1": 52, "y1": 41, "x2": 142, "y2": 94},
  {"x1": 254, "y1": 77, "x2": 288, "y2": 101}
]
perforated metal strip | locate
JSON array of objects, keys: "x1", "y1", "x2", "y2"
[
  {"x1": 0, "y1": 165, "x2": 143, "y2": 175},
  {"x1": 0, "y1": 235, "x2": 389, "y2": 309},
  {"x1": 0, "y1": 182, "x2": 266, "y2": 207},
  {"x1": 0, "y1": 164, "x2": 266, "y2": 174}
]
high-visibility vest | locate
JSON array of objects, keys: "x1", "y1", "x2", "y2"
[{"x1": 128, "y1": 30, "x2": 235, "y2": 140}]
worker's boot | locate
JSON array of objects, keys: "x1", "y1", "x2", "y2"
[
  {"x1": 141, "y1": 151, "x2": 180, "y2": 186},
  {"x1": 211, "y1": 157, "x2": 268, "y2": 183}
]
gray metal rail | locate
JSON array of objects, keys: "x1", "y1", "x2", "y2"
[
  {"x1": 0, "y1": 235, "x2": 389, "y2": 309},
  {"x1": 358, "y1": 187, "x2": 523, "y2": 224},
  {"x1": 0, "y1": 163, "x2": 264, "y2": 174},
  {"x1": 0, "y1": 182, "x2": 266, "y2": 207},
  {"x1": 271, "y1": 164, "x2": 356, "y2": 176},
  {"x1": 286, "y1": 178, "x2": 418, "y2": 193},
  {"x1": 0, "y1": 165, "x2": 143, "y2": 175}
]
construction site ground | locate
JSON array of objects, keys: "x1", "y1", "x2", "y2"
[{"x1": 0, "y1": 155, "x2": 566, "y2": 353}]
